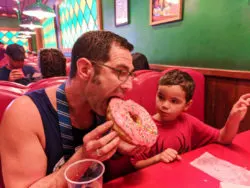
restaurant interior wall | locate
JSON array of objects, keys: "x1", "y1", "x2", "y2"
[{"x1": 102, "y1": 0, "x2": 250, "y2": 71}]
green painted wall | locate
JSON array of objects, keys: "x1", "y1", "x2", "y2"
[
  {"x1": 102, "y1": 0, "x2": 250, "y2": 71},
  {"x1": 0, "y1": 17, "x2": 19, "y2": 28},
  {"x1": 0, "y1": 17, "x2": 37, "y2": 51}
]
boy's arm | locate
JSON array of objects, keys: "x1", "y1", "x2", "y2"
[
  {"x1": 218, "y1": 93, "x2": 250, "y2": 144},
  {"x1": 134, "y1": 148, "x2": 181, "y2": 169}
]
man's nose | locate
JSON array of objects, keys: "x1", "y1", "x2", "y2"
[{"x1": 120, "y1": 77, "x2": 133, "y2": 91}]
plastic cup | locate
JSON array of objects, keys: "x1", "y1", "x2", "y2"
[{"x1": 64, "y1": 159, "x2": 105, "y2": 188}]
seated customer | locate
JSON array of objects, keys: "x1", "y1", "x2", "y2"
[
  {"x1": 0, "y1": 41, "x2": 7, "y2": 67},
  {"x1": 38, "y1": 48, "x2": 66, "y2": 78},
  {"x1": 0, "y1": 44, "x2": 37, "y2": 85},
  {"x1": 132, "y1": 52, "x2": 150, "y2": 71},
  {"x1": 0, "y1": 41, "x2": 6, "y2": 61},
  {"x1": 132, "y1": 69, "x2": 250, "y2": 169}
]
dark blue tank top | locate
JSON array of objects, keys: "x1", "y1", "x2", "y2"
[{"x1": 25, "y1": 89, "x2": 105, "y2": 175}]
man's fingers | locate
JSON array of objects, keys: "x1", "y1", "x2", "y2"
[
  {"x1": 85, "y1": 131, "x2": 118, "y2": 151},
  {"x1": 240, "y1": 93, "x2": 250, "y2": 101},
  {"x1": 98, "y1": 137, "x2": 120, "y2": 157},
  {"x1": 83, "y1": 121, "x2": 113, "y2": 142},
  {"x1": 99, "y1": 147, "x2": 118, "y2": 162}
]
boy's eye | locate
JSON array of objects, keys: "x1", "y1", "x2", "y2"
[
  {"x1": 171, "y1": 98, "x2": 179, "y2": 104},
  {"x1": 158, "y1": 94, "x2": 164, "y2": 100}
]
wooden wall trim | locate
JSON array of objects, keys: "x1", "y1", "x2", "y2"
[
  {"x1": 0, "y1": 27, "x2": 19, "y2": 31},
  {"x1": 97, "y1": 0, "x2": 103, "y2": 30},
  {"x1": 150, "y1": 64, "x2": 250, "y2": 80}
]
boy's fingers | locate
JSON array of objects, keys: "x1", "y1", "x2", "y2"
[{"x1": 176, "y1": 155, "x2": 182, "y2": 161}]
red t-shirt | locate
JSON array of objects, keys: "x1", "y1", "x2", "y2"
[{"x1": 131, "y1": 113, "x2": 219, "y2": 164}]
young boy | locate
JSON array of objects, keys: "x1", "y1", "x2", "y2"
[{"x1": 132, "y1": 69, "x2": 250, "y2": 169}]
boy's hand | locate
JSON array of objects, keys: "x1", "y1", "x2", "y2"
[
  {"x1": 229, "y1": 93, "x2": 250, "y2": 122},
  {"x1": 158, "y1": 148, "x2": 182, "y2": 163}
]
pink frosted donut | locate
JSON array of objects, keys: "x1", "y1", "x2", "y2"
[{"x1": 107, "y1": 98, "x2": 158, "y2": 147}]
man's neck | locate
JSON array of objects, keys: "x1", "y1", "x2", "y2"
[{"x1": 65, "y1": 79, "x2": 94, "y2": 130}]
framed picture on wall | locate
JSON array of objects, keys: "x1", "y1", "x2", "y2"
[
  {"x1": 150, "y1": 0, "x2": 183, "y2": 26},
  {"x1": 115, "y1": 0, "x2": 129, "y2": 27}
]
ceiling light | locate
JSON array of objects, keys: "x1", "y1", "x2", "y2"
[
  {"x1": 23, "y1": 0, "x2": 56, "y2": 20},
  {"x1": 20, "y1": 17, "x2": 42, "y2": 30},
  {"x1": 18, "y1": 28, "x2": 36, "y2": 35},
  {"x1": 17, "y1": 34, "x2": 32, "y2": 39}
]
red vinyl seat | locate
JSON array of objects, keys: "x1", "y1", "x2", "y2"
[
  {"x1": 66, "y1": 62, "x2": 71, "y2": 76},
  {"x1": 0, "y1": 88, "x2": 23, "y2": 123},
  {"x1": 27, "y1": 76, "x2": 67, "y2": 92},
  {"x1": 125, "y1": 69, "x2": 205, "y2": 121},
  {"x1": 125, "y1": 71, "x2": 161, "y2": 115},
  {"x1": 0, "y1": 81, "x2": 28, "y2": 90}
]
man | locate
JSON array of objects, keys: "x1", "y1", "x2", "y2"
[
  {"x1": 0, "y1": 41, "x2": 6, "y2": 61},
  {"x1": 0, "y1": 41, "x2": 7, "y2": 67},
  {"x1": 0, "y1": 31, "x2": 136, "y2": 187},
  {"x1": 0, "y1": 43, "x2": 37, "y2": 85}
]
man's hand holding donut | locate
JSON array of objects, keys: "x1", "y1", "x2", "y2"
[{"x1": 82, "y1": 121, "x2": 120, "y2": 161}]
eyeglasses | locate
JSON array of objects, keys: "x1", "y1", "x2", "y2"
[{"x1": 91, "y1": 61, "x2": 135, "y2": 82}]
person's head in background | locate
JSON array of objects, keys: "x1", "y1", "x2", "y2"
[
  {"x1": 38, "y1": 48, "x2": 66, "y2": 78},
  {"x1": 5, "y1": 43, "x2": 25, "y2": 69},
  {"x1": 0, "y1": 41, "x2": 4, "y2": 49},
  {"x1": 132, "y1": 52, "x2": 150, "y2": 71},
  {"x1": 154, "y1": 69, "x2": 195, "y2": 122}
]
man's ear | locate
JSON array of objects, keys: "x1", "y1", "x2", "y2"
[
  {"x1": 183, "y1": 99, "x2": 193, "y2": 112},
  {"x1": 76, "y1": 58, "x2": 93, "y2": 80}
]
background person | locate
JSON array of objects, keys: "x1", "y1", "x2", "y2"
[
  {"x1": 0, "y1": 43, "x2": 37, "y2": 85},
  {"x1": 38, "y1": 48, "x2": 66, "y2": 78},
  {"x1": 132, "y1": 52, "x2": 150, "y2": 71}
]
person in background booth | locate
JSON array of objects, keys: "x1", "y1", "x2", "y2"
[
  {"x1": 0, "y1": 43, "x2": 37, "y2": 85},
  {"x1": 132, "y1": 52, "x2": 150, "y2": 71},
  {"x1": 0, "y1": 41, "x2": 7, "y2": 67},
  {"x1": 0, "y1": 41, "x2": 6, "y2": 61},
  {"x1": 0, "y1": 31, "x2": 140, "y2": 187},
  {"x1": 132, "y1": 69, "x2": 250, "y2": 169},
  {"x1": 38, "y1": 48, "x2": 66, "y2": 78}
]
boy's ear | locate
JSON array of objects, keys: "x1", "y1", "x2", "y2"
[
  {"x1": 183, "y1": 99, "x2": 193, "y2": 112},
  {"x1": 76, "y1": 58, "x2": 93, "y2": 80}
]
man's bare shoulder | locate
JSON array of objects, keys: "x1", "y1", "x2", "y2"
[
  {"x1": 0, "y1": 95, "x2": 44, "y2": 136},
  {"x1": 7, "y1": 95, "x2": 38, "y2": 115}
]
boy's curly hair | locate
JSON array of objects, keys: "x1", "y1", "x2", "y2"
[{"x1": 159, "y1": 69, "x2": 195, "y2": 102}]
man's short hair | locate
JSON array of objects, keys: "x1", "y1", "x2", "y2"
[
  {"x1": 159, "y1": 69, "x2": 195, "y2": 102},
  {"x1": 70, "y1": 30, "x2": 134, "y2": 78},
  {"x1": 6, "y1": 44, "x2": 25, "y2": 61}
]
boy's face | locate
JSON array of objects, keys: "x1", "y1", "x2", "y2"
[{"x1": 155, "y1": 85, "x2": 192, "y2": 121}]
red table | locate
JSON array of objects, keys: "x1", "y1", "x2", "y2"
[{"x1": 104, "y1": 130, "x2": 250, "y2": 188}]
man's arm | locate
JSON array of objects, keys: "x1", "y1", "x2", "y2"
[
  {"x1": 218, "y1": 93, "x2": 250, "y2": 144},
  {"x1": 0, "y1": 97, "x2": 120, "y2": 187},
  {"x1": 0, "y1": 96, "x2": 48, "y2": 187}
]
